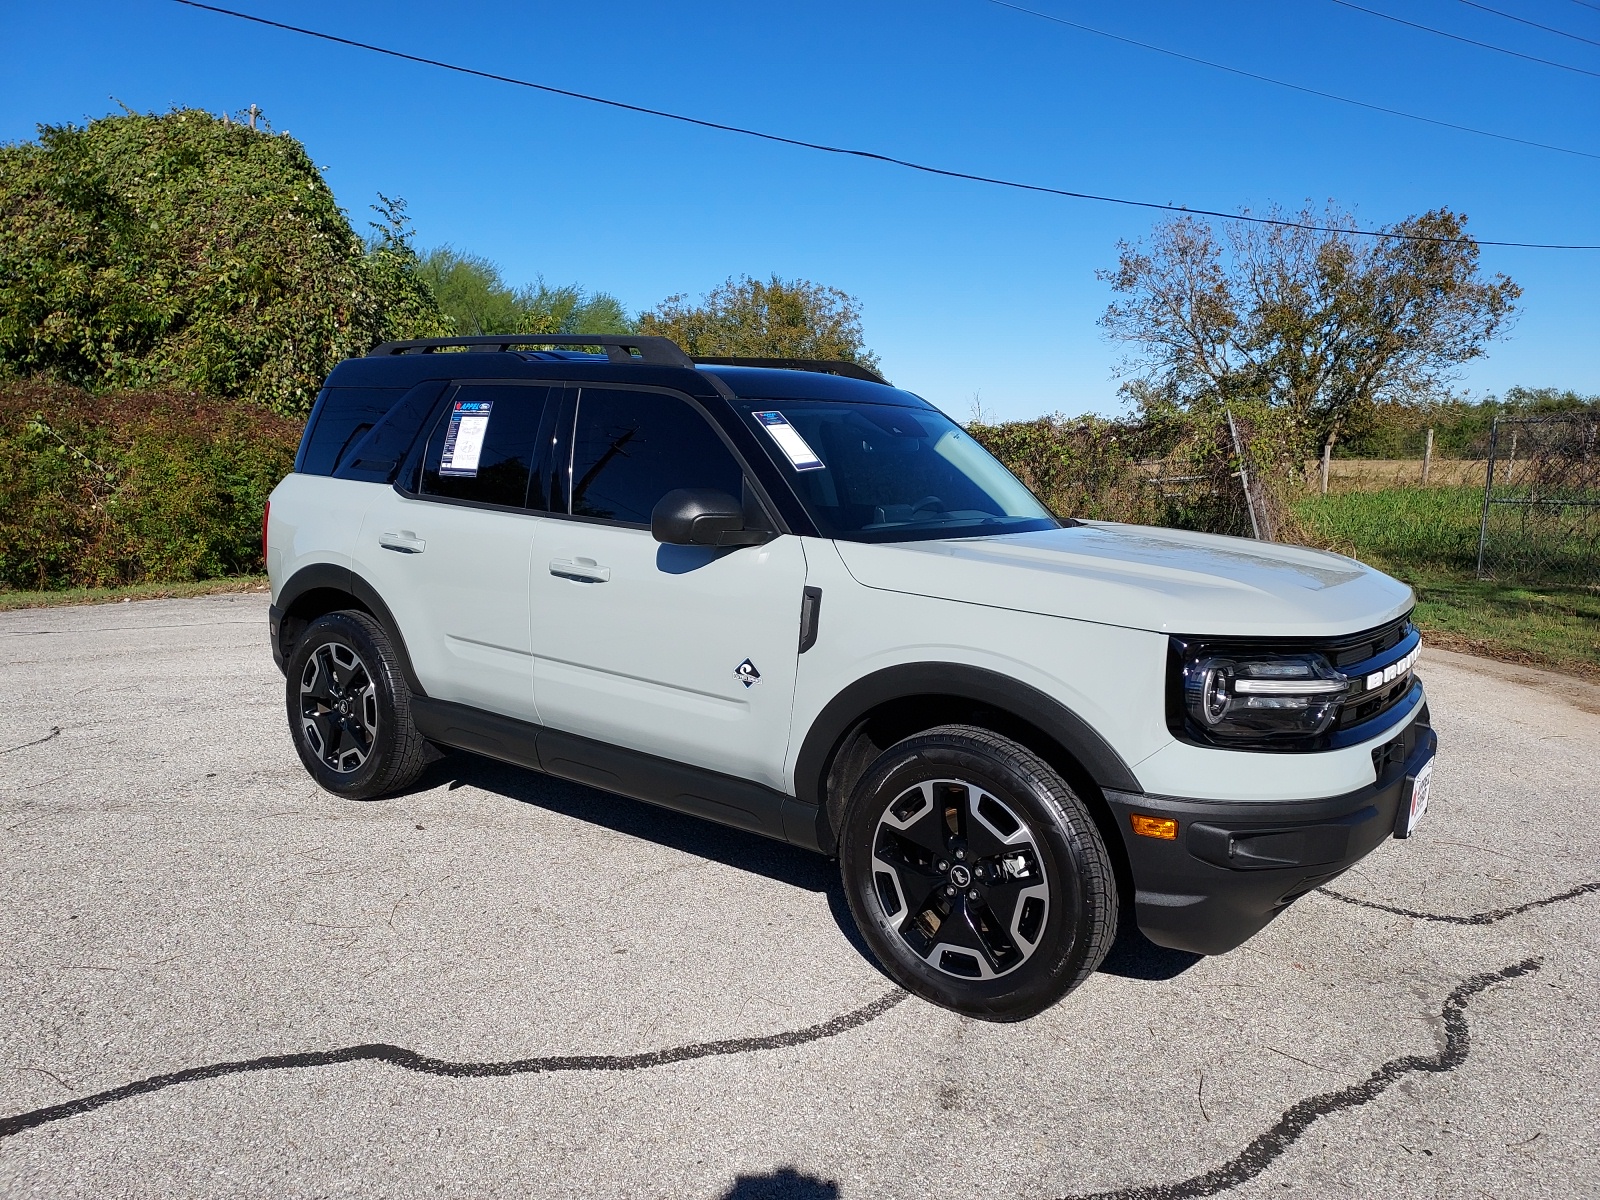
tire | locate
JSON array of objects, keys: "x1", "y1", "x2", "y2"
[
  {"x1": 284, "y1": 610, "x2": 429, "y2": 800},
  {"x1": 839, "y1": 725, "x2": 1118, "y2": 1021}
]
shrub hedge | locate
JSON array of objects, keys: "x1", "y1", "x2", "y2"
[{"x1": 0, "y1": 380, "x2": 299, "y2": 590}]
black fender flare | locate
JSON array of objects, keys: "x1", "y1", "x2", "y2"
[
  {"x1": 793, "y1": 661, "x2": 1141, "y2": 815},
  {"x1": 274, "y1": 563, "x2": 427, "y2": 697}
]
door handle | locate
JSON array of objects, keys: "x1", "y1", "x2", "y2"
[
  {"x1": 379, "y1": 531, "x2": 426, "y2": 554},
  {"x1": 549, "y1": 557, "x2": 611, "y2": 583}
]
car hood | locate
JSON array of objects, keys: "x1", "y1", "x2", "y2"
[{"x1": 832, "y1": 522, "x2": 1414, "y2": 638}]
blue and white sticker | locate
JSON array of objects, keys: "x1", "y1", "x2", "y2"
[
  {"x1": 439, "y1": 399, "x2": 492, "y2": 476},
  {"x1": 753, "y1": 411, "x2": 825, "y2": 471}
]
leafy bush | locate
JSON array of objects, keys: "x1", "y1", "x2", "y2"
[
  {"x1": 968, "y1": 405, "x2": 1292, "y2": 539},
  {"x1": 0, "y1": 108, "x2": 445, "y2": 416},
  {"x1": 416, "y1": 247, "x2": 633, "y2": 336},
  {"x1": 0, "y1": 380, "x2": 299, "y2": 590}
]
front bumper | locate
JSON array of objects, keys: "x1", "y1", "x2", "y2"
[{"x1": 1104, "y1": 703, "x2": 1435, "y2": 955}]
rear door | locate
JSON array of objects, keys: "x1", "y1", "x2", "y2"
[
  {"x1": 528, "y1": 385, "x2": 808, "y2": 792},
  {"x1": 354, "y1": 381, "x2": 555, "y2": 723}
]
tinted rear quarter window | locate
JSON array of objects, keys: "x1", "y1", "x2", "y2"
[{"x1": 297, "y1": 387, "x2": 407, "y2": 476}]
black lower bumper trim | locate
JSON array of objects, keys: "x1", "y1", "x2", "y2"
[
  {"x1": 268, "y1": 604, "x2": 284, "y2": 673},
  {"x1": 1105, "y1": 713, "x2": 1436, "y2": 955}
]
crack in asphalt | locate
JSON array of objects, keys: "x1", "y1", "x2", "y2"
[
  {"x1": 1320, "y1": 880, "x2": 1600, "y2": 925},
  {"x1": 0, "y1": 989, "x2": 907, "y2": 1141},
  {"x1": 1061, "y1": 956, "x2": 1543, "y2": 1200},
  {"x1": 0, "y1": 878, "x2": 1589, "y2": 1183},
  {"x1": 0, "y1": 727, "x2": 60, "y2": 756}
]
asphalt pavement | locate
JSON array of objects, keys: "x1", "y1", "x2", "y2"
[{"x1": 0, "y1": 593, "x2": 1596, "y2": 1199}]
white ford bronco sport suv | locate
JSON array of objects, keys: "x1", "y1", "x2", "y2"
[{"x1": 266, "y1": 334, "x2": 1435, "y2": 1020}]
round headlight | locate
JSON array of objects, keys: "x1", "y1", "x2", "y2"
[{"x1": 1200, "y1": 665, "x2": 1231, "y2": 725}]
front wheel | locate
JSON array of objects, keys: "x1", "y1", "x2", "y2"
[
  {"x1": 839, "y1": 725, "x2": 1118, "y2": 1021},
  {"x1": 284, "y1": 610, "x2": 429, "y2": 800}
]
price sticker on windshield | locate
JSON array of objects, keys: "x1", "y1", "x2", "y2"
[{"x1": 753, "y1": 411, "x2": 825, "y2": 471}]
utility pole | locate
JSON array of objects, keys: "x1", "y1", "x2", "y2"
[{"x1": 1422, "y1": 427, "x2": 1434, "y2": 485}]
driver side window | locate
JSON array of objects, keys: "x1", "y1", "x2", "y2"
[{"x1": 568, "y1": 388, "x2": 746, "y2": 525}]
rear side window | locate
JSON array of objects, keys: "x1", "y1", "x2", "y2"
[
  {"x1": 418, "y1": 384, "x2": 553, "y2": 508},
  {"x1": 296, "y1": 387, "x2": 407, "y2": 476},
  {"x1": 568, "y1": 387, "x2": 745, "y2": 525}
]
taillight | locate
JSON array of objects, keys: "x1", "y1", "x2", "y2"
[{"x1": 262, "y1": 499, "x2": 271, "y2": 564}]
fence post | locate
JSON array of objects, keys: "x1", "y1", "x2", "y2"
[
  {"x1": 1320, "y1": 437, "x2": 1333, "y2": 495},
  {"x1": 1226, "y1": 409, "x2": 1264, "y2": 541},
  {"x1": 1422, "y1": 427, "x2": 1434, "y2": 485},
  {"x1": 1476, "y1": 418, "x2": 1498, "y2": 580}
]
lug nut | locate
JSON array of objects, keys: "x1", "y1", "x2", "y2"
[
  {"x1": 955, "y1": 849, "x2": 967, "y2": 860},
  {"x1": 944, "y1": 885, "x2": 956, "y2": 896},
  {"x1": 967, "y1": 889, "x2": 979, "y2": 900},
  {"x1": 936, "y1": 859, "x2": 949, "y2": 872}
]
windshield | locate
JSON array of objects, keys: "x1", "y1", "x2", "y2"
[{"x1": 740, "y1": 400, "x2": 1059, "y2": 542}]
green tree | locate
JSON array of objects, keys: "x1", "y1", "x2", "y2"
[
  {"x1": 0, "y1": 108, "x2": 446, "y2": 415},
  {"x1": 1098, "y1": 206, "x2": 1520, "y2": 458},
  {"x1": 415, "y1": 247, "x2": 634, "y2": 337},
  {"x1": 639, "y1": 274, "x2": 882, "y2": 372}
]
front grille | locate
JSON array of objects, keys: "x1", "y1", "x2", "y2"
[
  {"x1": 1334, "y1": 615, "x2": 1421, "y2": 733},
  {"x1": 1337, "y1": 673, "x2": 1417, "y2": 730},
  {"x1": 1326, "y1": 614, "x2": 1412, "y2": 668}
]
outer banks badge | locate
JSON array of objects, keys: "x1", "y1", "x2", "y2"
[{"x1": 734, "y1": 659, "x2": 762, "y2": 688}]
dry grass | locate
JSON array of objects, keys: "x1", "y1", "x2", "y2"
[
  {"x1": 0, "y1": 576, "x2": 268, "y2": 612},
  {"x1": 1313, "y1": 458, "x2": 1487, "y2": 491}
]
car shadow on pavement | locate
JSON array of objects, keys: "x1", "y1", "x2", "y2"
[
  {"x1": 721, "y1": 1167, "x2": 839, "y2": 1199},
  {"x1": 415, "y1": 752, "x2": 880, "y2": 967},
  {"x1": 416, "y1": 751, "x2": 1203, "y2": 985}
]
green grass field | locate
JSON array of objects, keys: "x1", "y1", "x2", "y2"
[{"x1": 1294, "y1": 487, "x2": 1600, "y2": 678}]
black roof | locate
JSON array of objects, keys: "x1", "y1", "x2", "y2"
[{"x1": 325, "y1": 344, "x2": 927, "y2": 408}]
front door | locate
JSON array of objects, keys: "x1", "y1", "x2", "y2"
[{"x1": 528, "y1": 386, "x2": 808, "y2": 791}]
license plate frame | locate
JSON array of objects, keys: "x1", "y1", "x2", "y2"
[{"x1": 1397, "y1": 755, "x2": 1434, "y2": 839}]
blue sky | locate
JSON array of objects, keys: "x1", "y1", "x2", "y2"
[{"x1": 3, "y1": 0, "x2": 1596, "y2": 420}]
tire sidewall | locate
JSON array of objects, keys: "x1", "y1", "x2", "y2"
[
  {"x1": 284, "y1": 612, "x2": 407, "y2": 798},
  {"x1": 840, "y1": 731, "x2": 1108, "y2": 1020}
]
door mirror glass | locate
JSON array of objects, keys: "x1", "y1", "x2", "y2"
[{"x1": 651, "y1": 489, "x2": 771, "y2": 547}]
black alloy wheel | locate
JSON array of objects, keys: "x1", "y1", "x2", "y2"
[
  {"x1": 284, "y1": 611, "x2": 429, "y2": 800},
  {"x1": 840, "y1": 725, "x2": 1118, "y2": 1021},
  {"x1": 299, "y1": 640, "x2": 378, "y2": 774}
]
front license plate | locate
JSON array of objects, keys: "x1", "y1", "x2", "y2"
[{"x1": 1400, "y1": 756, "x2": 1434, "y2": 838}]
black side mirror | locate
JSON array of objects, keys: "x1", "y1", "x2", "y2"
[{"x1": 651, "y1": 489, "x2": 772, "y2": 547}]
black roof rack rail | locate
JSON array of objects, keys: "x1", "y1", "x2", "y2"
[
  {"x1": 692, "y1": 357, "x2": 889, "y2": 385},
  {"x1": 367, "y1": 334, "x2": 694, "y2": 367}
]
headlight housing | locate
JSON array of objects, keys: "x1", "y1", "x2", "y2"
[
  {"x1": 1186, "y1": 653, "x2": 1348, "y2": 742},
  {"x1": 1167, "y1": 621, "x2": 1422, "y2": 752}
]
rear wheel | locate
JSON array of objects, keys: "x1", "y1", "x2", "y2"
[
  {"x1": 839, "y1": 725, "x2": 1117, "y2": 1021},
  {"x1": 285, "y1": 611, "x2": 428, "y2": 800}
]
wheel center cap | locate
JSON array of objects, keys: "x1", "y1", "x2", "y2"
[{"x1": 949, "y1": 864, "x2": 972, "y2": 888}]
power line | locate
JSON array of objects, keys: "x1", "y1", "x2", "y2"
[
  {"x1": 1457, "y1": 0, "x2": 1600, "y2": 49},
  {"x1": 168, "y1": 0, "x2": 1600, "y2": 251},
  {"x1": 1328, "y1": 0, "x2": 1600, "y2": 79},
  {"x1": 985, "y1": 0, "x2": 1599, "y2": 162}
]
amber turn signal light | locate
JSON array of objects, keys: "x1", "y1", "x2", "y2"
[{"x1": 1130, "y1": 814, "x2": 1178, "y2": 840}]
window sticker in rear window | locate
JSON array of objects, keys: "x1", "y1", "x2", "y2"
[
  {"x1": 753, "y1": 410, "x2": 825, "y2": 471},
  {"x1": 439, "y1": 399, "x2": 492, "y2": 476}
]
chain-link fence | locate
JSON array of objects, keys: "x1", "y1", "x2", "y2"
[{"x1": 1475, "y1": 414, "x2": 1600, "y2": 583}]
